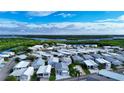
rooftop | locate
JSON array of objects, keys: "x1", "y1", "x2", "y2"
[
  {"x1": 98, "y1": 70, "x2": 124, "y2": 81},
  {"x1": 14, "y1": 61, "x2": 30, "y2": 69},
  {"x1": 37, "y1": 65, "x2": 51, "y2": 74},
  {"x1": 84, "y1": 59, "x2": 98, "y2": 66}
]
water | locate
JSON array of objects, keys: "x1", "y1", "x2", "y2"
[{"x1": 0, "y1": 35, "x2": 124, "y2": 41}]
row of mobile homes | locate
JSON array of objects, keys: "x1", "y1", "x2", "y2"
[
  {"x1": 36, "y1": 65, "x2": 51, "y2": 79},
  {"x1": 31, "y1": 57, "x2": 45, "y2": 70},
  {"x1": 50, "y1": 51, "x2": 63, "y2": 57},
  {"x1": 10, "y1": 67, "x2": 34, "y2": 81},
  {"x1": 98, "y1": 70, "x2": 124, "y2": 81},
  {"x1": 83, "y1": 60, "x2": 98, "y2": 69},
  {"x1": 55, "y1": 63, "x2": 69, "y2": 76},
  {"x1": 91, "y1": 54, "x2": 103, "y2": 59},
  {"x1": 13, "y1": 61, "x2": 30, "y2": 70},
  {"x1": 109, "y1": 53, "x2": 124, "y2": 62},
  {"x1": 48, "y1": 57, "x2": 59, "y2": 67},
  {"x1": 36, "y1": 51, "x2": 53, "y2": 60},
  {"x1": 29, "y1": 45, "x2": 44, "y2": 51},
  {"x1": 60, "y1": 56, "x2": 72, "y2": 65},
  {"x1": 71, "y1": 55, "x2": 84, "y2": 64},
  {"x1": 56, "y1": 43, "x2": 67, "y2": 48},
  {"x1": 95, "y1": 58, "x2": 111, "y2": 70},
  {"x1": 103, "y1": 56, "x2": 123, "y2": 66},
  {"x1": 103, "y1": 46, "x2": 112, "y2": 49},
  {"x1": 83, "y1": 54, "x2": 94, "y2": 60},
  {"x1": 57, "y1": 49, "x2": 72, "y2": 56}
]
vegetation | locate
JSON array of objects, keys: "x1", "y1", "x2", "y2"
[
  {"x1": 4, "y1": 57, "x2": 9, "y2": 62},
  {"x1": 80, "y1": 64, "x2": 90, "y2": 75},
  {"x1": 26, "y1": 55, "x2": 37, "y2": 62},
  {"x1": 14, "y1": 57, "x2": 20, "y2": 63},
  {"x1": 49, "y1": 68, "x2": 56, "y2": 81},
  {"x1": 0, "y1": 38, "x2": 41, "y2": 52},
  {"x1": 70, "y1": 62, "x2": 90, "y2": 75},
  {"x1": 31, "y1": 72, "x2": 37, "y2": 81},
  {"x1": 111, "y1": 64, "x2": 117, "y2": 71},
  {"x1": 68, "y1": 64, "x2": 80, "y2": 77},
  {"x1": 98, "y1": 64, "x2": 106, "y2": 70},
  {"x1": 5, "y1": 76, "x2": 17, "y2": 81}
]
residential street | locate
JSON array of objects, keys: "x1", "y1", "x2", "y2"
[{"x1": 0, "y1": 58, "x2": 16, "y2": 81}]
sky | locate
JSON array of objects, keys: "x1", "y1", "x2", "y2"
[{"x1": 0, "y1": 11, "x2": 124, "y2": 35}]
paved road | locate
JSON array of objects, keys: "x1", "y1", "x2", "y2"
[
  {"x1": 56, "y1": 75, "x2": 88, "y2": 81},
  {"x1": 0, "y1": 58, "x2": 16, "y2": 81}
]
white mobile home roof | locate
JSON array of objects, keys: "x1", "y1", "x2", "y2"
[
  {"x1": 17, "y1": 54, "x2": 27, "y2": 59},
  {"x1": 109, "y1": 53, "x2": 124, "y2": 61},
  {"x1": 37, "y1": 65, "x2": 51, "y2": 74},
  {"x1": 95, "y1": 58, "x2": 110, "y2": 64},
  {"x1": 61, "y1": 57, "x2": 72, "y2": 62},
  {"x1": 101, "y1": 53, "x2": 112, "y2": 57},
  {"x1": 72, "y1": 55, "x2": 84, "y2": 61},
  {"x1": 14, "y1": 61, "x2": 30, "y2": 69},
  {"x1": 32, "y1": 58, "x2": 45, "y2": 67},
  {"x1": 84, "y1": 60, "x2": 98, "y2": 66},
  {"x1": 99, "y1": 70, "x2": 124, "y2": 81},
  {"x1": 10, "y1": 68, "x2": 26, "y2": 76},
  {"x1": 83, "y1": 54, "x2": 94, "y2": 60},
  {"x1": 104, "y1": 56, "x2": 123, "y2": 65},
  {"x1": 50, "y1": 57, "x2": 59, "y2": 63},
  {"x1": 37, "y1": 51, "x2": 52, "y2": 57},
  {"x1": 91, "y1": 54, "x2": 102, "y2": 58},
  {"x1": 23, "y1": 67, "x2": 34, "y2": 76}
]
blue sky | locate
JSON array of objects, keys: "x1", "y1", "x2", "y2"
[{"x1": 0, "y1": 11, "x2": 124, "y2": 35}]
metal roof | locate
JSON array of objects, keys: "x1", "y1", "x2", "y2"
[
  {"x1": 10, "y1": 68, "x2": 26, "y2": 76},
  {"x1": 95, "y1": 58, "x2": 110, "y2": 64},
  {"x1": 84, "y1": 60, "x2": 98, "y2": 66},
  {"x1": 14, "y1": 61, "x2": 30, "y2": 69},
  {"x1": 37, "y1": 65, "x2": 51, "y2": 74},
  {"x1": 23, "y1": 67, "x2": 34, "y2": 76},
  {"x1": 99, "y1": 70, "x2": 124, "y2": 81}
]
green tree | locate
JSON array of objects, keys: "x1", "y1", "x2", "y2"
[
  {"x1": 27, "y1": 55, "x2": 37, "y2": 62},
  {"x1": 49, "y1": 68, "x2": 56, "y2": 81}
]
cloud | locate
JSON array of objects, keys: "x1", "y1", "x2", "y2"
[
  {"x1": 27, "y1": 11, "x2": 56, "y2": 17},
  {"x1": 55, "y1": 13, "x2": 75, "y2": 18},
  {"x1": 97, "y1": 15, "x2": 124, "y2": 22},
  {"x1": 0, "y1": 18, "x2": 124, "y2": 35}
]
